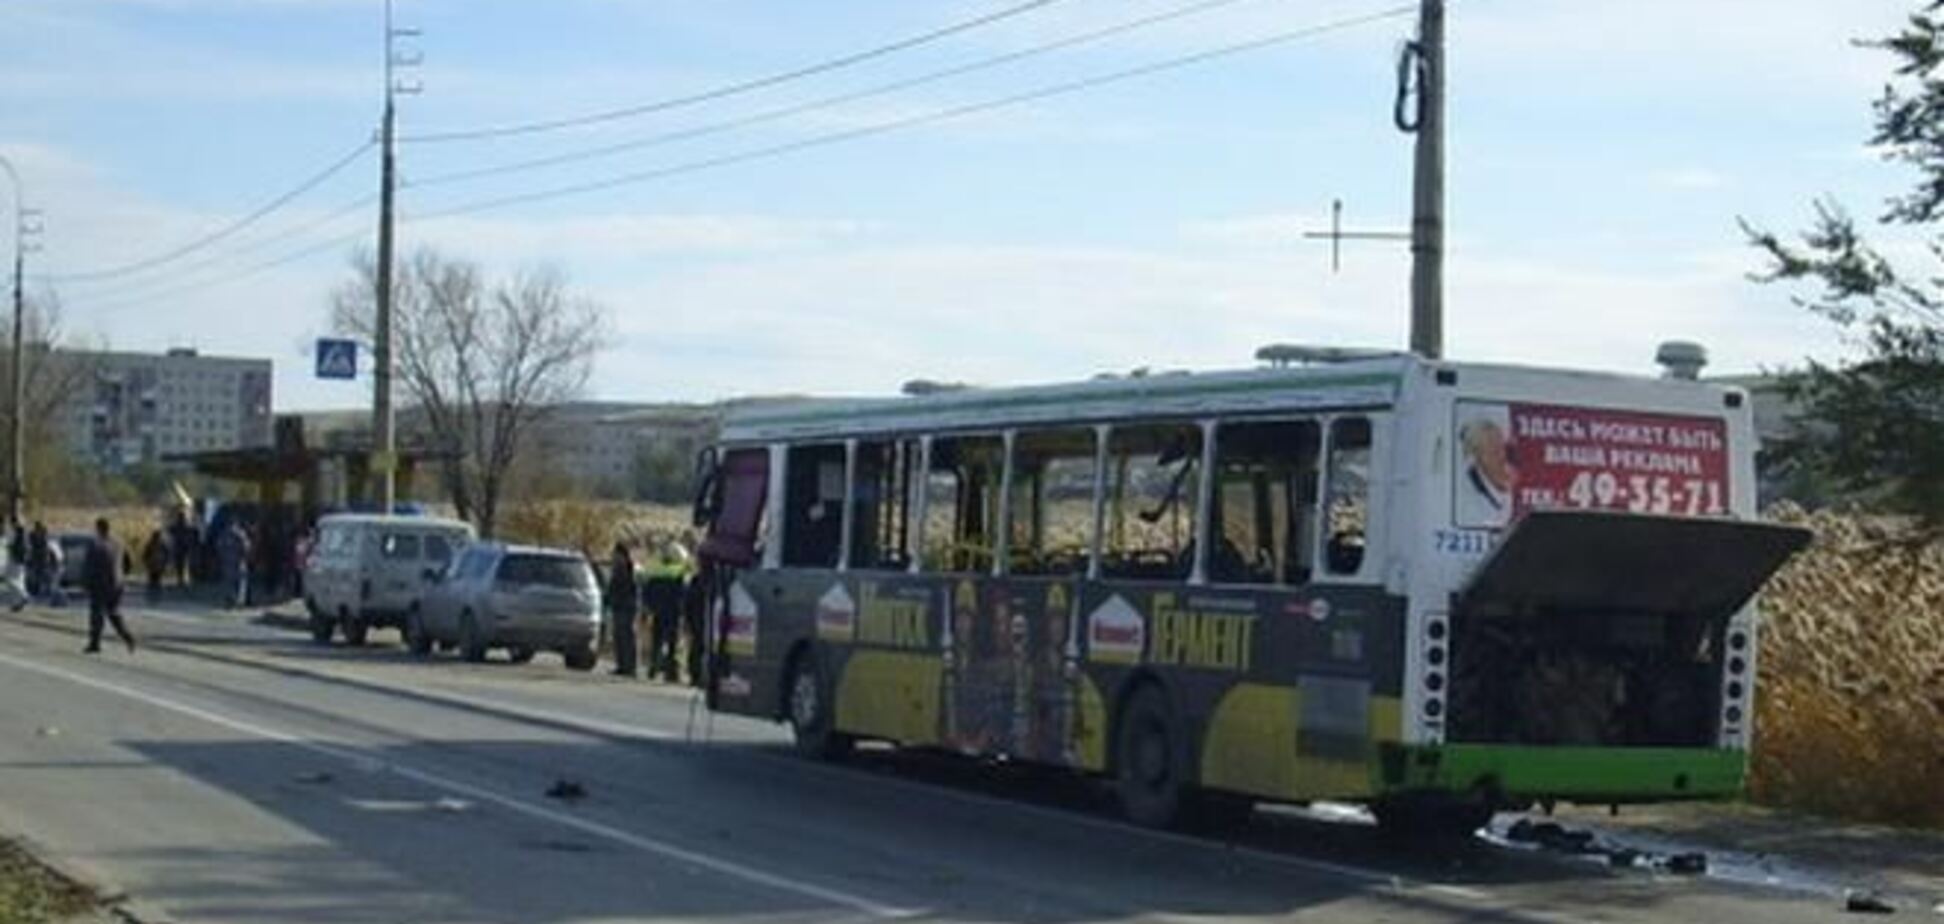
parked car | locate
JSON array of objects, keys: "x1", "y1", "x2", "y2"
[
  {"x1": 302, "y1": 514, "x2": 474, "y2": 646},
  {"x1": 55, "y1": 532, "x2": 93, "y2": 590},
  {"x1": 410, "y1": 543, "x2": 601, "y2": 670}
]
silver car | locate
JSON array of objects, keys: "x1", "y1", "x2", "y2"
[{"x1": 409, "y1": 543, "x2": 601, "y2": 670}]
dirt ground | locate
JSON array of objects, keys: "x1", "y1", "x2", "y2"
[{"x1": 0, "y1": 835, "x2": 100, "y2": 924}]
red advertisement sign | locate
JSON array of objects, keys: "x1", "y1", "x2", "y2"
[{"x1": 1454, "y1": 402, "x2": 1729, "y2": 528}]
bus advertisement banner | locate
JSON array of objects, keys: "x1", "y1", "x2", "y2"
[{"x1": 1454, "y1": 401, "x2": 1729, "y2": 529}]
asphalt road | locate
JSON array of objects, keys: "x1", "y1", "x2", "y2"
[{"x1": 0, "y1": 600, "x2": 1855, "y2": 924}]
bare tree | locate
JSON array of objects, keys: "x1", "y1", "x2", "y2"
[
  {"x1": 333, "y1": 248, "x2": 608, "y2": 537},
  {"x1": 0, "y1": 290, "x2": 103, "y2": 511}
]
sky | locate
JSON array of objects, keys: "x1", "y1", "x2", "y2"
[{"x1": 0, "y1": 0, "x2": 1924, "y2": 411}]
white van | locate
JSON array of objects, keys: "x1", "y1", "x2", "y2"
[{"x1": 303, "y1": 514, "x2": 475, "y2": 646}]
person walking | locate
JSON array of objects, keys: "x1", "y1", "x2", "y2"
[
  {"x1": 26, "y1": 520, "x2": 50, "y2": 599},
  {"x1": 0, "y1": 524, "x2": 28, "y2": 613},
  {"x1": 642, "y1": 538, "x2": 692, "y2": 683},
  {"x1": 142, "y1": 528, "x2": 170, "y2": 605},
  {"x1": 605, "y1": 542, "x2": 640, "y2": 678},
  {"x1": 82, "y1": 518, "x2": 135, "y2": 654},
  {"x1": 218, "y1": 521, "x2": 252, "y2": 609}
]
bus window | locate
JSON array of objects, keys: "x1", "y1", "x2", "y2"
[
  {"x1": 1323, "y1": 417, "x2": 1372, "y2": 576},
  {"x1": 1211, "y1": 420, "x2": 1320, "y2": 586},
  {"x1": 1101, "y1": 424, "x2": 1201, "y2": 581},
  {"x1": 923, "y1": 435, "x2": 1004, "y2": 573},
  {"x1": 1008, "y1": 429, "x2": 1098, "y2": 576},
  {"x1": 850, "y1": 439, "x2": 920, "y2": 570},
  {"x1": 783, "y1": 444, "x2": 845, "y2": 568}
]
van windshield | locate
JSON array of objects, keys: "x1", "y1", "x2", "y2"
[{"x1": 496, "y1": 555, "x2": 593, "y2": 590}]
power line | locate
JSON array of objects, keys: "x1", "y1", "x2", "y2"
[
  {"x1": 412, "y1": 5, "x2": 1415, "y2": 222},
  {"x1": 411, "y1": 0, "x2": 1265, "y2": 190},
  {"x1": 400, "y1": 0, "x2": 1071, "y2": 144},
  {"x1": 72, "y1": 207, "x2": 373, "y2": 318},
  {"x1": 47, "y1": 137, "x2": 375, "y2": 284},
  {"x1": 56, "y1": 192, "x2": 378, "y2": 304}
]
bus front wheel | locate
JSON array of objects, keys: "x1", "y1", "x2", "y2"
[
  {"x1": 1115, "y1": 685, "x2": 1186, "y2": 829},
  {"x1": 786, "y1": 653, "x2": 851, "y2": 761}
]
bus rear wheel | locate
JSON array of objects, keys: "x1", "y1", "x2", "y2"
[
  {"x1": 1115, "y1": 685, "x2": 1186, "y2": 829},
  {"x1": 786, "y1": 653, "x2": 851, "y2": 761}
]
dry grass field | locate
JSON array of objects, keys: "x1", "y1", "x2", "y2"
[{"x1": 1748, "y1": 506, "x2": 1944, "y2": 828}]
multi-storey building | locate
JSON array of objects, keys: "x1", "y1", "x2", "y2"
[{"x1": 55, "y1": 347, "x2": 273, "y2": 470}]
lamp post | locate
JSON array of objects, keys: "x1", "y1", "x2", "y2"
[{"x1": 0, "y1": 156, "x2": 25, "y2": 530}]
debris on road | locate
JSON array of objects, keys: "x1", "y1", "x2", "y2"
[
  {"x1": 1665, "y1": 852, "x2": 1709, "y2": 876},
  {"x1": 545, "y1": 779, "x2": 586, "y2": 801},
  {"x1": 33, "y1": 726, "x2": 57, "y2": 738},
  {"x1": 1845, "y1": 890, "x2": 1896, "y2": 914}
]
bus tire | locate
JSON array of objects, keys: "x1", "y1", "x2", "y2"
[
  {"x1": 785, "y1": 651, "x2": 851, "y2": 761},
  {"x1": 1115, "y1": 684, "x2": 1186, "y2": 829}
]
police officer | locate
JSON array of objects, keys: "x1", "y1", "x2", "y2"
[{"x1": 642, "y1": 538, "x2": 692, "y2": 683}]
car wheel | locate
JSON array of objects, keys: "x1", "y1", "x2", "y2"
[
  {"x1": 459, "y1": 611, "x2": 488, "y2": 663},
  {"x1": 785, "y1": 651, "x2": 852, "y2": 760},
  {"x1": 308, "y1": 609, "x2": 335, "y2": 644},
  {"x1": 562, "y1": 647, "x2": 596, "y2": 671},
  {"x1": 507, "y1": 646, "x2": 536, "y2": 665},
  {"x1": 1115, "y1": 685, "x2": 1186, "y2": 829},
  {"x1": 405, "y1": 607, "x2": 433, "y2": 657}
]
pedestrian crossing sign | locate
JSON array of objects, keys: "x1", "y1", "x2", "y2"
[{"x1": 315, "y1": 338, "x2": 358, "y2": 380}]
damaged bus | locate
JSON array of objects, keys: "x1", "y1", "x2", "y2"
[{"x1": 689, "y1": 355, "x2": 1810, "y2": 834}]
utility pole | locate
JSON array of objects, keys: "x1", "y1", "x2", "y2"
[
  {"x1": 0, "y1": 155, "x2": 36, "y2": 529},
  {"x1": 373, "y1": 0, "x2": 420, "y2": 514},
  {"x1": 1402, "y1": 0, "x2": 1446, "y2": 359}
]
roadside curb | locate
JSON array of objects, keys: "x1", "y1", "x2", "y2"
[{"x1": 4, "y1": 830, "x2": 171, "y2": 924}]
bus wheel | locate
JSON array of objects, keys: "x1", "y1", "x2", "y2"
[
  {"x1": 786, "y1": 654, "x2": 851, "y2": 761},
  {"x1": 1115, "y1": 685, "x2": 1185, "y2": 829},
  {"x1": 1371, "y1": 797, "x2": 1494, "y2": 841}
]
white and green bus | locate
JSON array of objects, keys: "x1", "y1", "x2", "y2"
[{"x1": 690, "y1": 354, "x2": 1809, "y2": 833}]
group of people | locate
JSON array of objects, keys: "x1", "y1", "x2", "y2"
[
  {"x1": 1, "y1": 518, "x2": 141, "y2": 654},
  {"x1": 602, "y1": 536, "x2": 704, "y2": 683}
]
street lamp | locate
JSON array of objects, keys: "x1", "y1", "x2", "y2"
[{"x1": 0, "y1": 155, "x2": 26, "y2": 530}]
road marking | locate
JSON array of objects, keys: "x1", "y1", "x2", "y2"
[
  {"x1": 13, "y1": 609, "x2": 1495, "y2": 902},
  {"x1": 0, "y1": 648, "x2": 920, "y2": 920}
]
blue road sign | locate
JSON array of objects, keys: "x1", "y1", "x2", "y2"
[{"x1": 315, "y1": 338, "x2": 358, "y2": 380}]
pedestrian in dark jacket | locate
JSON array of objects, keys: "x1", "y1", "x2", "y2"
[
  {"x1": 606, "y1": 542, "x2": 640, "y2": 678},
  {"x1": 142, "y1": 529, "x2": 170, "y2": 604},
  {"x1": 83, "y1": 518, "x2": 135, "y2": 654},
  {"x1": 26, "y1": 521, "x2": 50, "y2": 598}
]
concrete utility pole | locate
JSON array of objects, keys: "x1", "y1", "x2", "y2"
[
  {"x1": 1404, "y1": 0, "x2": 1446, "y2": 359},
  {"x1": 372, "y1": 0, "x2": 419, "y2": 514},
  {"x1": 0, "y1": 155, "x2": 28, "y2": 529}
]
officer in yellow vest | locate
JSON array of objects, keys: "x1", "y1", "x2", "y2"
[{"x1": 642, "y1": 537, "x2": 694, "y2": 682}]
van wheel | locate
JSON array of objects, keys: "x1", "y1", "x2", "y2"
[
  {"x1": 405, "y1": 608, "x2": 433, "y2": 657},
  {"x1": 1115, "y1": 685, "x2": 1186, "y2": 829},
  {"x1": 459, "y1": 612, "x2": 488, "y2": 663},
  {"x1": 341, "y1": 612, "x2": 369, "y2": 647},
  {"x1": 507, "y1": 646, "x2": 536, "y2": 665},
  {"x1": 785, "y1": 652, "x2": 851, "y2": 760},
  {"x1": 308, "y1": 610, "x2": 335, "y2": 644},
  {"x1": 563, "y1": 647, "x2": 596, "y2": 671}
]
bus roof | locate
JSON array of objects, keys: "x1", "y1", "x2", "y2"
[{"x1": 719, "y1": 355, "x2": 1747, "y2": 444}]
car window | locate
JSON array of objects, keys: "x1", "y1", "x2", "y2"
[
  {"x1": 425, "y1": 534, "x2": 455, "y2": 566},
  {"x1": 381, "y1": 533, "x2": 422, "y2": 560},
  {"x1": 496, "y1": 554, "x2": 594, "y2": 589}
]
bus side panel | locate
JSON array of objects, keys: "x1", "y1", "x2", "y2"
[
  {"x1": 1078, "y1": 581, "x2": 1407, "y2": 803},
  {"x1": 709, "y1": 568, "x2": 819, "y2": 721}
]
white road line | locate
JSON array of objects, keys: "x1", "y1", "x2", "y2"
[
  {"x1": 0, "y1": 649, "x2": 919, "y2": 920},
  {"x1": 22, "y1": 610, "x2": 1487, "y2": 901}
]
